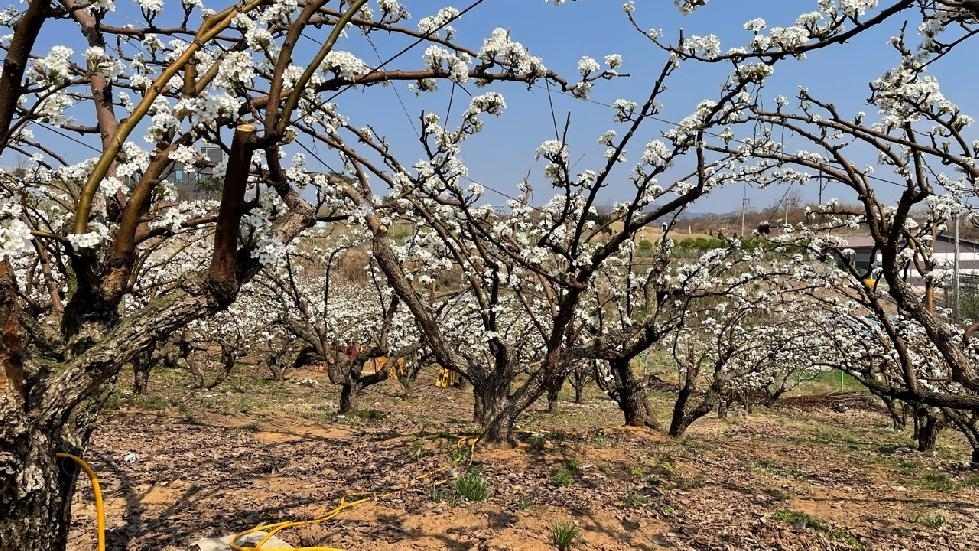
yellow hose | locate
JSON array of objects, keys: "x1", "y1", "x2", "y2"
[
  {"x1": 55, "y1": 436, "x2": 478, "y2": 551},
  {"x1": 229, "y1": 437, "x2": 479, "y2": 550},
  {"x1": 229, "y1": 497, "x2": 370, "y2": 551},
  {"x1": 56, "y1": 453, "x2": 105, "y2": 551}
]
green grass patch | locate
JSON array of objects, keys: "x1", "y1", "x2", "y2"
[
  {"x1": 771, "y1": 509, "x2": 828, "y2": 531},
  {"x1": 550, "y1": 521, "x2": 580, "y2": 551},
  {"x1": 829, "y1": 527, "x2": 863, "y2": 548},
  {"x1": 797, "y1": 370, "x2": 864, "y2": 394},
  {"x1": 353, "y1": 409, "x2": 386, "y2": 422},
  {"x1": 894, "y1": 458, "x2": 923, "y2": 476},
  {"x1": 622, "y1": 492, "x2": 649, "y2": 507},
  {"x1": 454, "y1": 469, "x2": 491, "y2": 502},
  {"x1": 516, "y1": 493, "x2": 534, "y2": 511},
  {"x1": 761, "y1": 487, "x2": 791, "y2": 501},
  {"x1": 551, "y1": 467, "x2": 576, "y2": 487},
  {"x1": 919, "y1": 471, "x2": 955, "y2": 491},
  {"x1": 914, "y1": 511, "x2": 949, "y2": 530},
  {"x1": 753, "y1": 457, "x2": 808, "y2": 479}
]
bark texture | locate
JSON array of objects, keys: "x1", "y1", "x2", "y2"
[{"x1": 597, "y1": 358, "x2": 659, "y2": 430}]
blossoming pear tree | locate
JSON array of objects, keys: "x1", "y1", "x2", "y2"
[
  {"x1": 0, "y1": 1, "x2": 588, "y2": 547},
  {"x1": 252, "y1": 226, "x2": 422, "y2": 413},
  {"x1": 314, "y1": 8, "x2": 781, "y2": 441},
  {"x1": 653, "y1": 0, "x2": 979, "y2": 460}
]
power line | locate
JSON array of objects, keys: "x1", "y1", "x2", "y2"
[
  {"x1": 534, "y1": 82, "x2": 913, "y2": 191},
  {"x1": 363, "y1": 30, "x2": 420, "y2": 140},
  {"x1": 323, "y1": 0, "x2": 489, "y2": 105},
  {"x1": 34, "y1": 123, "x2": 103, "y2": 154}
]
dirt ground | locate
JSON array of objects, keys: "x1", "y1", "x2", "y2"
[{"x1": 66, "y1": 366, "x2": 979, "y2": 550}]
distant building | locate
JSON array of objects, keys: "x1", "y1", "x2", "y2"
[
  {"x1": 172, "y1": 146, "x2": 223, "y2": 201},
  {"x1": 845, "y1": 233, "x2": 979, "y2": 282}
]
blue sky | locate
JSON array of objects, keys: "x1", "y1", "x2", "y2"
[
  {"x1": 330, "y1": 0, "x2": 978, "y2": 213},
  {"x1": 12, "y1": 1, "x2": 979, "y2": 214}
]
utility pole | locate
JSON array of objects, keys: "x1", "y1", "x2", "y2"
[
  {"x1": 741, "y1": 183, "x2": 748, "y2": 237},
  {"x1": 784, "y1": 188, "x2": 791, "y2": 226},
  {"x1": 955, "y1": 213, "x2": 961, "y2": 320}
]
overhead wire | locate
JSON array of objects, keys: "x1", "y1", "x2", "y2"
[
  {"x1": 322, "y1": 0, "x2": 489, "y2": 105},
  {"x1": 532, "y1": 81, "x2": 913, "y2": 191}
]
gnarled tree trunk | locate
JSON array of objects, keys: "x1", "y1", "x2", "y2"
[
  {"x1": 472, "y1": 372, "x2": 522, "y2": 445},
  {"x1": 597, "y1": 358, "x2": 659, "y2": 430},
  {"x1": 1, "y1": 123, "x2": 259, "y2": 549},
  {"x1": 132, "y1": 346, "x2": 153, "y2": 395},
  {"x1": 914, "y1": 408, "x2": 944, "y2": 452},
  {"x1": 0, "y1": 434, "x2": 74, "y2": 550},
  {"x1": 669, "y1": 365, "x2": 726, "y2": 438},
  {"x1": 545, "y1": 373, "x2": 565, "y2": 413}
]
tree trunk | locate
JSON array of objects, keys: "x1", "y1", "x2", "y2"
[
  {"x1": 132, "y1": 347, "x2": 152, "y2": 394},
  {"x1": 574, "y1": 384, "x2": 584, "y2": 404},
  {"x1": 669, "y1": 381, "x2": 720, "y2": 437},
  {"x1": 607, "y1": 359, "x2": 658, "y2": 429},
  {"x1": 473, "y1": 377, "x2": 515, "y2": 445},
  {"x1": 668, "y1": 381, "x2": 696, "y2": 437},
  {"x1": 0, "y1": 432, "x2": 76, "y2": 551},
  {"x1": 546, "y1": 375, "x2": 563, "y2": 413},
  {"x1": 917, "y1": 412, "x2": 942, "y2": 452},
  {"x1": 133, "y1": 363, "x2": 150, "y2": 395},
  {"x1": 717, "y1": 396, "x2": 730, "y2": 419},
  {"x1": 886, "y1": 398, "x2": 907, "y2": 431},
  {"x1": 1, "y1": 261, "x2": 76, "y2": 550},
  {"x1": 338, "y1": 381, "x2": 362, "y2": 414}
]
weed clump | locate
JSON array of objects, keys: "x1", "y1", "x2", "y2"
[
  {"x1": 454, "y1": 469, "x2": 491, "y2": 502},
  {"x1": 550, "y1": 521, "x2": 580, "y2": 550}
]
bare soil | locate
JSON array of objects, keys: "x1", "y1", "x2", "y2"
[{"x1": 67, "y1": 366, "x2": 979, "y2": 550}]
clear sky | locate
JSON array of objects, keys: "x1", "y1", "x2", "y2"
[
  {"x1": 330, "y1": 0, "x2": 979, "y2": 213},
  {"x1": 13, "y1": 1, "x2": 979, "y2": 214}
]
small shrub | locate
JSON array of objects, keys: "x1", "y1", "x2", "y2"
[
  {"x1": 450, "y1": 444, "x2": 473, "y2": 465},
  {"x1": 516, "y1": 494, "x2": 534, "y2": 511},
  {"x1": 761, "y1": 487, "x2": 791, "y2": 502},
  {"x1": 527, "y1": 434, "x2": 547, "y2": 453},
  {"x1": 551, "y1": 467, "x2": 575, "y2": 487},
  {"x1": 454, "y1": 469, "x2": 491, "y2": 502},
  {"x1": 919, "y1": 471, "x2": 954, "y2": 491},
  {"x1": 829, "y1": 528, "x2": 863, "y2": 548},
  {"x1": 919, "y1": 512, "x2": 948, "y2": 530},
  {"x1": 771, "y1": 509, "x2": 828, "y2": 532},
  {"x1": 354, "y1": 409, "x2": 385, "y2": 422},
  {"x1": 428, "y1": 483, "x2": 444, "y2": 503},
  {"x1": 550, "y1": 521, "x2": 580, "y2": 551},
  {"x1": 650, "y1": 457, "x2": 677, "y2": 479},
  {"x1": 598, "y1": 463, "x2": 617, "y2": 476},
  {"x1": 622, "y1": 492, "x2": 649, "y2": 507},
  {"x1": 563, "y1": 457, "x2": 582, "y2": 472}
]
